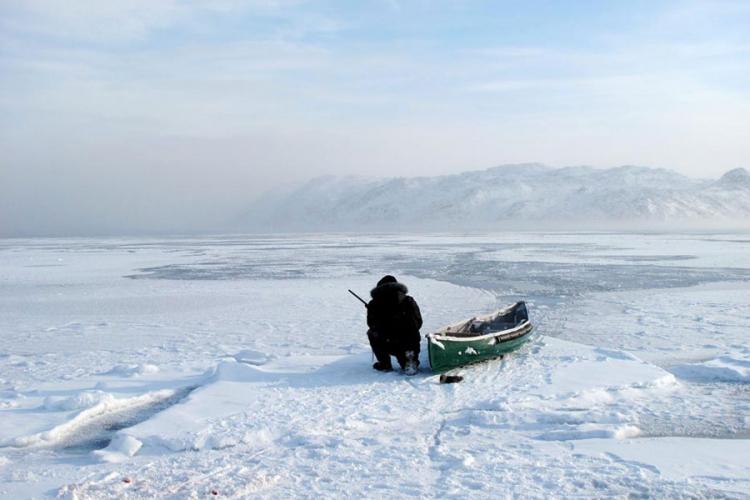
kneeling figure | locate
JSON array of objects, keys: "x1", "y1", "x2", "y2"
[{"x1": 366, "y1": 275, "x2": 422, "y2": 375}]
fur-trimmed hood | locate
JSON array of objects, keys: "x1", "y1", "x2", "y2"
[{"x1": 370, "y1": 281, "x2": 408, "y2": 302}]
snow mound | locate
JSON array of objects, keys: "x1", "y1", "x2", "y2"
[
  {"x1": 92, "y1": 434, "x2": 143, "y2": 463},
  {"x1": 574, "y1": 437, "x2": 750, "y2": 481},
  {"x1": 671, "y1": 350, "x2": 750, "y2": 383},
  {"x1": 232, "y1": 349, "x2": 271, "y2": 366},
  {"x1": 545, "y1": 342, "x2": 677, "y2": 397},
  {"x1": 43, "y1": 391, "x2": 114, "y2": 411},
  {"x1": 101, "y1": 363, "x2": 160, "y2": 377},
  {"x1": 593, "y1": 347, "x2": 639, "y2": 361},
  {"x1": 144, "y1": 428, "x2": 262, "y2": 452},
  {"x1": 208, "y1": 359, "x2": 278, "y2": 383}
]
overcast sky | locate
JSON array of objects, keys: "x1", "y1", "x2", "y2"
[{"x1": 1, "y1": 0, "x2": 749, "y2": 236}]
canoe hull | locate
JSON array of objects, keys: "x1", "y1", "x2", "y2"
[
  {"x1": 427, "y1": 326, "x2": 533, "y2": 373},
  {"x1": 427, "y1": 302, "x2": 534, "y2": 373}
]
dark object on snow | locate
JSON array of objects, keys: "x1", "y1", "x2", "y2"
[
  {"x1": 439, "y1": 374, "x2": 464, "y2": 384},
  {"x1": 372, "y1": 361, "x2": 393, "y2": 372},
  {"x1": 427, "y1": 301, "x2": 533, "y2": 373},
  {"x1": 366, "y1": 276, "x2": 423, "y2": 372}
]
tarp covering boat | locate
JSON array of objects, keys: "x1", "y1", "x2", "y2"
[{"x1": 427, "y1": 301, "x2": 533, "y2": 373}]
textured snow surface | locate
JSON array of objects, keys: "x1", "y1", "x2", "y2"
[
  {"x1": 574, "y1": 437, "x2": 750, "y2": 482},
  {"x1": 1, "y1": 233, "x2": 749, "y2": 498},
  {"x1": 93, "y1": 434, "x2": 143, "y2": 463},
  {"x1": 102, "y1": 364, "x2": 160, "y2": 377},
  {"x1": 241, "y1": 164, "x2": 750, "y2": 231},
  {"x1": 672, "y1": 350, "x2": 750, "y2": 383}
]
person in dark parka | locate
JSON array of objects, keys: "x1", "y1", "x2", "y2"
[{"x1": 366, "y1": 275, "x2": 423, "y2": 374}]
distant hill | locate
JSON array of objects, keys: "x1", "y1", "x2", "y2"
[{"x1": 238, "y1": 164, "x2": 750, "y2": 231}]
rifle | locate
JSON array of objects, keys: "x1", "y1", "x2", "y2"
[{"x1": 348, "y1": 289, "x2": 368, "y2": 308}]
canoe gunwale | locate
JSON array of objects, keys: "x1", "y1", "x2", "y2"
[
  {"x1": 428, "y1": 319, "x2": 532, "y2": 343},
  {"x1": 432, "y1": 302, "x2": 521, "y2": 335}
]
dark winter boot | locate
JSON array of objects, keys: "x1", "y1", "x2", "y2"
[
  {"x1": 402, "y1": 350, "x2": 418, "y2": 376},
  {"x1": 373, "y1": 361, "x2": 393, "y2": 372}
]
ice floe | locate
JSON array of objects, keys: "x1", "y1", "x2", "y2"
[
  {"x1": 101, "y1": 363, "x2": 160, "y2": 377},
  {"x1": 43, "y1": 390, "x2": 114, "y2": 411}
]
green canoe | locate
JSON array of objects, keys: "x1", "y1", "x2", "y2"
[{"x1": 427, "y1": 301, "x2": 534, "y2": 373}]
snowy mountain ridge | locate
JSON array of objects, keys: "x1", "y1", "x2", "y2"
[{"x1": 240, "y1": 164, "x2": 750, "y2": 231}]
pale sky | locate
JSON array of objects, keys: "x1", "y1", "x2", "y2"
[{"x1": 1, "y1": 0, "x2": 749, "y2": 236}]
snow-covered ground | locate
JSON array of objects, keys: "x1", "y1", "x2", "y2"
[{"x1": 0, "y1": 233, "x2": 748, "y2": 498}]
